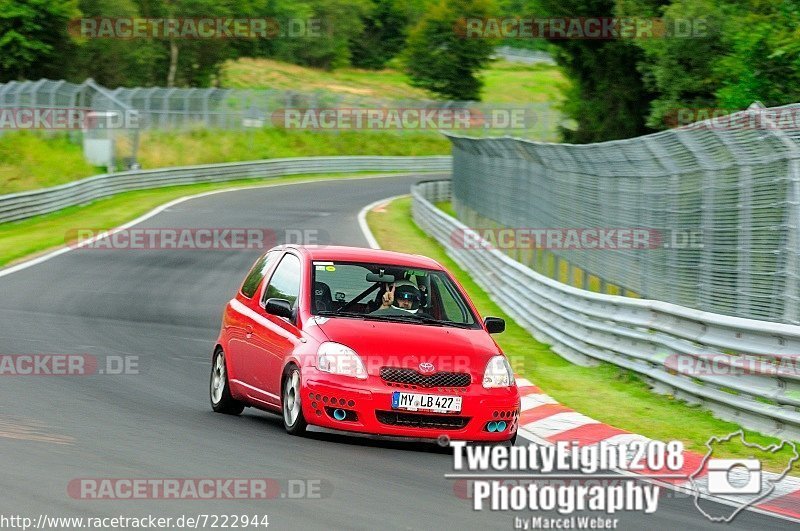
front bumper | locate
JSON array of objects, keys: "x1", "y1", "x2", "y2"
[{"x1": 303, "y1": 370, "x2": 520, "y2": 442}]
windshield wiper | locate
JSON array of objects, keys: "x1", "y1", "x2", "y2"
[
  {"x1": 316, "y1": 310, "x2": 400, "y2": 322},
  {"x1": 415, "y1": 316, "x2": 474, "y2": 329},
  {"x1": 373, "y1": 313, "x2": 474, "y2": 329},
  {"x1": 316, "y1": 310, "x2": 369, "y2": 319}
]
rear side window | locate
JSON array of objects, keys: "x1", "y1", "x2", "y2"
[
  {"x1": 264, "y1": 254, "x2": 302, "y2": 307},
  {"x1": 240, "y1": 252, "x2": 277, "y2": 298}
]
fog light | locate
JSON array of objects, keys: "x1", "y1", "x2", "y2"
[{"x1": 487, "y1": 421, "x2": 498, "y2": 432}]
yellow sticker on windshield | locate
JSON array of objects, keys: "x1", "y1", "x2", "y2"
[{"x1": 325, "y1": 266, "x2": 336, "y2": 272}]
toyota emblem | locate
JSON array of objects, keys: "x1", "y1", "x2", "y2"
[{"x1": 419, "y1": 362, "x2": 435, "y2": 374}]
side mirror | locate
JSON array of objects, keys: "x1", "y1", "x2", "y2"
[
  {"x1": 484, "y1": 317, "x2": 505, "y2": 334},
  {"x1": 265, "y1": 298, "x2": 293, "y2": 319}
]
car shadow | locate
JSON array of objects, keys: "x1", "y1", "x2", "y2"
[{"x1": 239, "y1": 408, "x2": 452, "y2": 454}]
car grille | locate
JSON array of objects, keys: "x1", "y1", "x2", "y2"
[
  {"x1": 375, "y1": 410, "x2": 470, "y2": 430},
  {"x1": 380, "y1": 367, "x2": 471, "y2": 388}
]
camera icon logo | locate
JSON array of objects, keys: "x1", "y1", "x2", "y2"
[
  {"x1": 690, "y1": 430, "x2": 799, "y2": 522},
  {"x1": 706, "y1": 458, "x2": 761, "y2": 495}
]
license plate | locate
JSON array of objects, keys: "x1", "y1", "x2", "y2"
[{"x1": 391, "y1": 391, "x2": 462, "y2": 413}]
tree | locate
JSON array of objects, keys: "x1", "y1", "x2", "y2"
[
  {"x1": 285, "y1": 0, "x2": 371, "y2": 70},
  {"x1": 71, "y1": 0, "x2": 163, "y2": 87},
  {"x1": 0, "y1": 0, "x2": 80, "y2": 81},
  {"x1": 617, "y1": 0, "x2": 722, "y2": 129},
  {"x1": 349, "y1": 0, "x2": 417, "y2": 69},
  {"x1": 714, "y1": 3, "x2": 800, "y2": 109},
  {"x1": 404, "y1": 0, "x2": 497, "y2": 100},
  {"x1": 134, "y1": 0, "x2": 237, "y2": 87},
  {"x1": 623, "y1": 0, "x2": 800, "y2": 128},
  {"x1": 532, "y1": 0, "x2": 656, "y2": 142}
]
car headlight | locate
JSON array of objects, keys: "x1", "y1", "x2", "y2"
[
  {"x1": 317, "y1": 342, "x2": 367, "y2": 380},
  {"x1": 483, "y1": 355, "x2": 515, "y2": 388}
]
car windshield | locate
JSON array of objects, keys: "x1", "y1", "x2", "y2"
[{"x1": 311, "y1": 261, "x2": 479, "y2": 328}]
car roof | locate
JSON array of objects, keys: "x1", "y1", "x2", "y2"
[{"x1": 278, "y1": 245, "x2": 444, "y2": 270}]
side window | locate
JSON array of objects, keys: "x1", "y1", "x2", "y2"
[
  {"x1": 263, "y1": 254, "x2": 302, "y2": 308},
  {"x1": 240, "y1": 252, "x2": 277, "y2": 298},
  {"x1": 432, "y1": 274, "x2": 469, "y2": 323}
]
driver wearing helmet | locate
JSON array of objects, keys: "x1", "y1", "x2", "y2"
[{"x1": 374, "y1": 280, "x2": 422, "y2": 314}]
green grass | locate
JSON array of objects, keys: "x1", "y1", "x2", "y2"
[
  {"x1": 0, "y1": 132, "x2": 102, "y2": 194},
  {"x1": 481, "y1": 60, "x2": 569, "y2": 104},
  {"x1": 219, "y1": 58, "x2": 432, "y2": 100},
  {"x1": 219, "y1": 57, "x2": 569, "y2": 105},
  {"x1": 367, "y1": 197, "x2": 799, "y2": 472},
  {"x1": 0, "y1": 172, "x2": 394, "y2": 267},
  {"x1": 0, "y1": 129, "x2": 449, "y2": 194},
  {"x1": 132, "y1": 128, "x2": 449, "y2": 169},
  {"x1": 217, "y1": 58, "x2": 568, "y2": 141}
]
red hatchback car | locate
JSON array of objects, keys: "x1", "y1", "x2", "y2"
[{"x1": 210, "y1": 245, "x2": 520, "y2": 443}]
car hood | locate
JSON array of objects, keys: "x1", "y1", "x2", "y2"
[{"x1": 311, "y1": 316, "x2": 500, "y2": 379}]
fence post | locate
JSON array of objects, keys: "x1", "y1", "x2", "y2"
[{"x1": 759, "y1": 107, "x2": 800, "y2": 324}]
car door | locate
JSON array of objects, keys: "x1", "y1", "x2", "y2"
[
  {"x1": 226, "y1": 251, "x2": 279, "y2": 394},
  {"x1": 250, "y1": 252, "x2": 304, "y2": 400}
]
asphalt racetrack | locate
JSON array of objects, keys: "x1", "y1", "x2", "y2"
[{"x1": 0, "y1": 174, "x2": 792, "y2": 530}]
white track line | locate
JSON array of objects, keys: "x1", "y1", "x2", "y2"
[
  {"x1": 0, "y1": 174, "x2": 414, "y2": 279},
  {"x1": 520, "y1": 394, "x2": 559, "y2": 409},
  {"x1": 356, "y1": 194, "x2": 408, "y2": 249},
  {"x1": 521, "y1": 411, "x2": 600, "y2": 437}
]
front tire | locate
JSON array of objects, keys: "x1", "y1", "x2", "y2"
[
  {"x1": 282, "y1": 366, "x2": 307, "y2": 436},
  {"x1": 210, "y1": 348, "x2": 245, "y2": 415}
]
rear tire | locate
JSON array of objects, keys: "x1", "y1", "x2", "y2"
[
  {"x1": 282, "y1": 366, "x2": 307, "y2": 436},
  {"x1": 210, "y1": 348, "x2": 245, "y2": 415}
]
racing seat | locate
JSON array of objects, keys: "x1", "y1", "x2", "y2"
[{"x1": 313, "y1": 281, "x2": 333, "y2": 313}]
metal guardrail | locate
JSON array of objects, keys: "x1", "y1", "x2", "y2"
[
  {"x1": 413, "y1": 180, "x2": 800, "y2": 441},
  {"x1": 444, "y1": 103, "x2": 800, "y2": 325},
  {"x1": 0, "y1": 156, "x2": 451, "y2": 224}
]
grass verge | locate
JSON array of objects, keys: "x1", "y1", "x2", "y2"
[
  {"x1": 0, "y1": 172, "x2": 400, "y2": 268},
  {"x1": 219, "y1": 57, "x2": 569, "y2": 104},
  {"x1": 368, "y1": 196, "x2": 798, "y2": 471},
  {"x1": 132, "y1": 128, "x2": 450, "y2": 171},
  {"x1": 219, "y1": 57, "x2": 431, "y2": 99},
  {"x1": 0, "y1": 130, "x2": 450, "y2": 195},
  {"x1": 0, "y1": 132, "x2": 101, "y2": 194}
]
